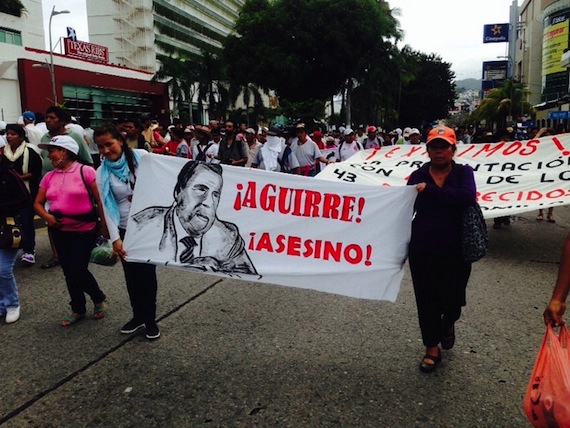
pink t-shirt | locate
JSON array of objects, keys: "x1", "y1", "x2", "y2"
[{"x1": 39, "y1": 162, "x2": 98, "y2": 231}]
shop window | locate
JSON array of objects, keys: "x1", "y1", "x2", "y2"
[
  {"x1": 63, "y1": 84, "x2": 153, "y2": 126},
  {"x1": 0, "y1": 27, "x2": 22, "y2": 46}
]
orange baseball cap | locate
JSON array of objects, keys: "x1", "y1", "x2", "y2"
[{"x1": 426, "y1": 126, "x2": 456, "y2": 145}]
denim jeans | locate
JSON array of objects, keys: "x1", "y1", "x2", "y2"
[
  {"x1": 0, "y1": 248, "x2": 20, "y2": 312},
  {"x1": 51, "y1": 228, "x2": 105, "y2": 314}
]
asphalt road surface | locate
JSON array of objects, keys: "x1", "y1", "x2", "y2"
[{"x1": 1, "y1": 207, "x2": 567, "y2": 427}]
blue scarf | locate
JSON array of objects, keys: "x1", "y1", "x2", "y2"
[{"x1": 99, "y1": 151, "x2": 140, "y2": 226}]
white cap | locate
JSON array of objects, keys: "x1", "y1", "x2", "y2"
[
  {"x1": 245, "y1": 128, "x2": 256, "y2": 134},
  {"x1": 410, "y1": 128, "x2": 421, "y2": 136},
  {"x1": 38, "y1": 135, "x2": 79, "y2": 155},
  {"x1": 343, "y1": 128, "x2": 354, "y2": 136},
  {"x1": 403, "y1": 127, "x2": 412, "y2": 137},
  {"x1": 0, "y1": 121, "x2": 6, "y2": 131}
]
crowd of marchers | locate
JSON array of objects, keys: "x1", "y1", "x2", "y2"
[{"x1": 1, "y1": 107, "x2": 568, "y2": 348}]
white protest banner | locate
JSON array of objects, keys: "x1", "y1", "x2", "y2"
[
  {"x1": 319, "y1": 146, "x2": 337, "y2": 170},
  {"x1": 318, "y1": 135, "x2": 570, "y2": 218},
  {"x1": 124, "y1": 154, "x2": 417, "y2": 301}
]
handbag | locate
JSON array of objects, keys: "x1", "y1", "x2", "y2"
[
  {"x1": 0, "y1": 216, "x2": 24, "y2": 249},
  {"x1": 90, "y1": 239, "x2": 118, "y2": 266},
  {"x1": 79, "y1": 165, "x2": 100, "y2": 221},
  {"x1": 524, "y1": 325, "x2": 570, "y2": 427},
  {"x1": 461, "y1": 203, "x2": 488, "y2": 262}
]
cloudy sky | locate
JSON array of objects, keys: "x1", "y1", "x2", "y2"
[{"x1": 42, "y1": 0, "x2": 519, "y2": 81}]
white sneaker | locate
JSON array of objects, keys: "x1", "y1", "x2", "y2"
[
  {"x1": 21, "y1": 253, "x2": 35, "y2": 264},
  {"x1": 6, "y1": 306, "x2": 20, "y2": 323}
]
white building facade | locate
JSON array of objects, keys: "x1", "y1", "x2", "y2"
[{"x1": 88, "y1": 0, "x2": 243, "y2": 71}]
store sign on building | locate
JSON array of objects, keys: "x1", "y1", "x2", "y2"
[
  {"x1": 548, "y1": 111, "x2": 570, "y2": 120},
  {"x1": 481, "y1": 60, "x2": 508, "y2": 97},
  {"x1": 483, "y1": 23, "x2": 509, "y2": 43},
  {"x1": 64, "y1": 38, "x2": 109, "y2": 63}
]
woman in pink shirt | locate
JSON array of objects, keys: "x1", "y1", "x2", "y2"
[{"x1": 34, "y1": 136, "x2": 109, "y2": 326}]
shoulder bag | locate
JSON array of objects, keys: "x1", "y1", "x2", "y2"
[{"x1": 461, "y1": 202, "x2": 488, "y2": 262}]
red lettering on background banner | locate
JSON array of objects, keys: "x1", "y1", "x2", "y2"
[
  {"x1": 477, "y1": 188, "x2": 570, "y2": 203},
  {"x1": 234, "y1": 182, "x2": 366, "y2": 223},
  {"x1": 248, "y1": 232, "x2": 373, "y2": 266},
  {"x1": 553, "y1": 137, "x2": 570, "y2": 156}
]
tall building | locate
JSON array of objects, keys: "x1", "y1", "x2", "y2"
[
  {"x1": 87, "y1": 0, "x2": 245, "y2": 72},
  {"x1": 0, "y1": 0, "x2": 167, "y2": 125},
  {"x1": 518, "y1": 0, "x2": 570, "y2": 128},
  {"x1": 0, "y1": 0, "x2": 45, "y2": 121}
]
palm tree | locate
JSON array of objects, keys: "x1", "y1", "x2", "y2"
[
  {"x1": 154, "y1": 54, "x2": 196, "y2": 123},
  {"x1": 228, "y1": 82, "x2": 267, "y2": 125},
  {"x1": 473, "y1": 79, "x2": 532, "y2": 129},
  {"x1": 154, "y1": 49, "x2": 232, "y2": 124}
]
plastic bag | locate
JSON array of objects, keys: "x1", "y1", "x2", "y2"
[
  {"x1": 524, "y1": 325, "x2": 570, "y2": 427},
  {"x1": 90, "y1": 239, "x2": 118, "y2": 266}
]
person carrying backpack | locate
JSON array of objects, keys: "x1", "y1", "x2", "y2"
[
  {"x1": 336, "y1": 128, "x2": 364, "y2": 162},
  {"x1": 0, "y1": 138, "x2": 31, "y2": 323}
]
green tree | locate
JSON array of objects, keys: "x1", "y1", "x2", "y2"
[
  {"x1": 350, "y1": 45, "x2": 417, "y2": 128},
  {"x1": 224, "y1": 0, "x2": 400, "y2": 104},
  {"x1": 153, "y1": 53, "x2": 196, "y2": 122},
  {"x1": 398, "y1": 51, "x2": 456, "y2": 127},
  {"x1": 154, "y1": 50, "x2": 230, "y2": 124},
  {"x1": 0, "y1": 0, "x2": 26, "y2": 17},
  {"x1": 472, "y1": 79, "x2": 532, "y2": 129}
]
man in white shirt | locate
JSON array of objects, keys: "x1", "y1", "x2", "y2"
[
  {"x1": 336, "y1": 128, "x2": 363, "y2": 162},
  {"x1": 251, "y1": 129, "x2": 300, "y2": 173},
  {"x1": 356, "y1": 125, "x2": 367, "y2": 146},
  {"x1": 22, "y1": 111, "x2": 44, "y2": 147},
  {"x1": 362, "y1": 126, "x2": 384, "y2": 149},
  {"x1": 409, "y1": 128, "x2": 424, "y2": 145},
  {"x1": 291, "y1": 123, "x2": 332, "y2": 176},
  {"x1": 245, "y1": 128, "x2": 262, "y2": 167}
]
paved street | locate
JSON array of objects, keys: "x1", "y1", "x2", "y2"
[{"x1": 1, "y1": 207, "x2": 568, "y2": 427}]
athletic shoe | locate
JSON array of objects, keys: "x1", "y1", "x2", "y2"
[
  {"x1": 145, "y1": 323, "x2": 161, "y2": 340},
  {"x1": 6, "y1": 306, "x2": 20, "y2": 323},
  {"x1": 21, "y1": 253, "x2": 35, "y2": 265},
  {"x1": 120, "y1": 319, "x2": 145, "y2": 334}
]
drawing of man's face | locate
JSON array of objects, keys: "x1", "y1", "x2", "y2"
[{"x1": 175, "y1": 164, "x2": 222, "y2": 236}]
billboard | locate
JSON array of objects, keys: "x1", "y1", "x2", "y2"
[
  {"x1": 481, "y1": 61, "x2": 508, "y2": 96},
  {"x1": 483, "y1": 23, "x2": 510, "y2": 43},
  {"x1": 64, "y1": 38, "x2": 109, "y2": 63},
  {"x1": 542, "y1": 14, "x2": 569, "y2": 76}
]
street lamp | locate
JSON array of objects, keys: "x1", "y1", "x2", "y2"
[{"x1": 48, "y1": 6, "x2": 70, "y2": 104}]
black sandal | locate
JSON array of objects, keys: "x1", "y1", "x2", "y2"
[
  {"x1": 441, "y1": 325, "x2": 455, "y2": 350},
  {"x1": 419, "y1": 352, "x2": 442, "y2": 373}
]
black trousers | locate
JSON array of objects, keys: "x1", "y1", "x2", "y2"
[
  {"x1": 19, "y1": 205, "x2": 35, "y2": 255},
  {"x1": 119, "y1": 229, "x2": 157, "y2": 325},
  {"x1": 408, "y1": 251, "x2": 472, "y2": 347},
  {"x1": 51, "y1": 228, "x2": 105, "y2": 314}
]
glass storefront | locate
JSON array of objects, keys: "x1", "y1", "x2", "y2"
[{"x1": 62, "y1": 84, "x2": 153, "y2": 126}]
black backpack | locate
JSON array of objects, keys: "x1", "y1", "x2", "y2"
[
  {"x1": 195, "y1": 143, "x2": 213, "y2": 162},
  {"x1": 0, "y1": 165, "x2": 30, "y2": 214},
  {"x1": 337, "y1": 141, "x2": 363, "y2": 160},
  {"x1": 278, "y1": 145, "x2": 292, "y2": 172}
]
